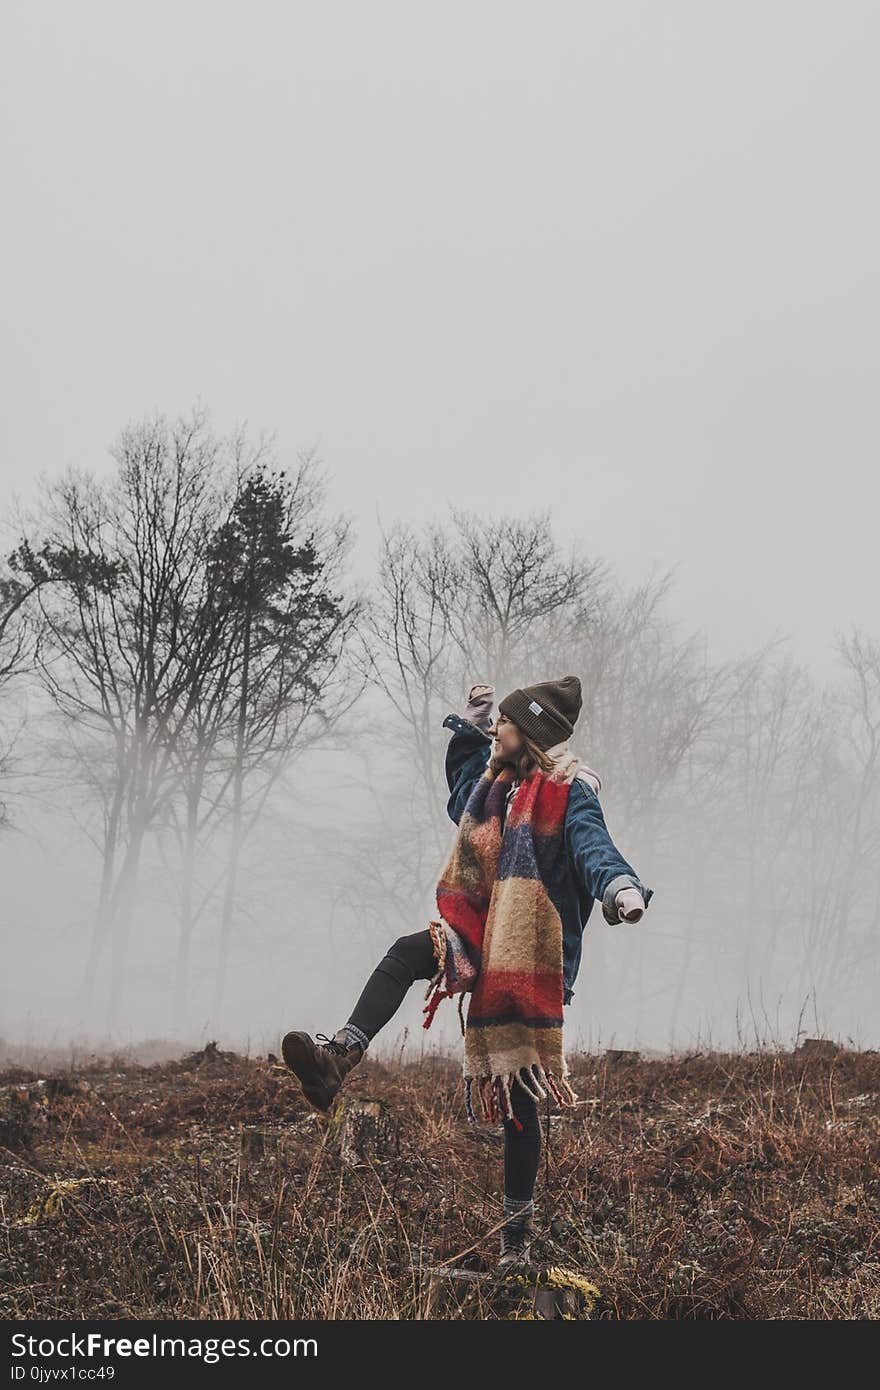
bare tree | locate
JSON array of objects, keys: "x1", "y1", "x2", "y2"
[
  {"x1": 799, "y1": 627, "x2": 880, "y2": 1001},
  {"x1": 0, "y1": 551, "x2": 48, "y2": 829},
  {"x1": 9, "y1": 409, "x2": 367, "y2": 1038},
  {"x1": 15, "y1": 411, "x2": 221, "y2": 1029},
  {"x1": 435, "y1": 508, "x2": 601, "y2": 684}
]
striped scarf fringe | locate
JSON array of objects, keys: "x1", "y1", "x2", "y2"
[{"x1": 422, "y1": 925, "x2": 579, "y2": 1127}]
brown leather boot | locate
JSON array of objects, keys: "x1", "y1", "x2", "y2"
[{"x1": 281, "y1": 1030, "x2": 365, "y2": 1112}]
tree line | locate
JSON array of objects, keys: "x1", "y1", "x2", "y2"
[{"x1": 1, "y1": 406, "x2": 877, "y2": 1044}]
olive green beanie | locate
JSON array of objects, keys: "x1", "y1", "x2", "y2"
[{"x1": 497, "y1": 675, "x2": 583, "y2": 750}]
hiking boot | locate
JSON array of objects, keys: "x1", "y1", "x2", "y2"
[
  {"x1": 281, "y1": 1030, "x2": 365, "y2": 1113},
  {"x1": 498, "y1": 1202, "x2": 534, "y2": 1269}
]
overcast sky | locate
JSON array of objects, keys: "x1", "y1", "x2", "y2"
[
  {"x1": 2, "y1": 1, "x2": 877, "y2": 679},
  {"x1": 2, "y1": 3, "x2": 879, "y2": 1053}
]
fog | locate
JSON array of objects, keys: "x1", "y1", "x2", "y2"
[{"x1": 1, "y1": 2, "x2": 878, "y2": 1060}]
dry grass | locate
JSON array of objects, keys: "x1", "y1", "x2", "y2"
[{"x1": 0, "y1": 1038, "x2": 877, "y2": 1319}]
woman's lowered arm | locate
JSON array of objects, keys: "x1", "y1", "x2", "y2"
[{"x1": 564, "y1": 780, "x2": 654, "y2": 924}]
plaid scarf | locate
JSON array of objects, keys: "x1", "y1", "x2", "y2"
[{"x1": 423, "y1": 746, "x2": 581, "y2": 1128}]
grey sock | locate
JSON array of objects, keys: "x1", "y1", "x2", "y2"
[
  {"x1": 503, "y1": 1195, "x2": 535, "y2": 1226},
  {"x1": 338, "y1": 1022, "x2": 370, "y2": 1053}
]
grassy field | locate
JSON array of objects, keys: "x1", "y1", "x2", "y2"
[{"x1": 1, "y1": 1037, "x2": 878, "y2": 1319}]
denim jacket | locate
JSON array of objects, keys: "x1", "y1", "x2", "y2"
[{"x1": 442, "y1": 713, "x2": 654, "y2": 1004}]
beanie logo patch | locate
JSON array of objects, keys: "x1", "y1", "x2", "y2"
[{"x1": 528, "y1": 700, "x2": 544, "y2": 715}]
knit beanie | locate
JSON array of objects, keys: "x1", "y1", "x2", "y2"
[{"x1": 497, "y1": 675, "x2": 583, "y2": 751}]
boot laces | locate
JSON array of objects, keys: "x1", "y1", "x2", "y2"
[
  {"x1": 315, "y1": 1032, "x2": 348, "y2": 1055},
  {"x1": 501, "y1": 1219, "x2": 532, "y2": 1257}
]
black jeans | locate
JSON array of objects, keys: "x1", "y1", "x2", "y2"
[{"x1": 346, "y1": 928, "x2": 542, "y2": 1202}]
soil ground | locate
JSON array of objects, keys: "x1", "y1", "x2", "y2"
[{"x1": 1, "y1": 1039, "x2": 877, "y2": 1319}]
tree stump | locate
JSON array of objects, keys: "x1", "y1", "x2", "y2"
[
  {"x1": 325, "y1": 1095, "x2": 399, "y2": 1167},
  {"x1": 419, "y1": 1265, "x2": 599, "y2": 1320},
  {"x1": 179, "y1": 1040, "x2": 239, "y2": 1072},
  {"x1": 239, "y1": 1124, "x2": 291, "y2": 1162},
  {"x1": 797, "y1": 1038, "x2": 842, "y2": 1058},
  {"x1": 0, "y1": 1082, "x2": 49, "y2": 1151},
  {"x1": 605, "y1": 1049, "x2": 641, "y2": 1066}
]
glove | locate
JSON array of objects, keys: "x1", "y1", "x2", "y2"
[
  {"x1": 615, "y1": 887, "x2": 645, "y2": 923},
  {"x1": 462, "y1": 683, "x2": 495, "y2": 731}
]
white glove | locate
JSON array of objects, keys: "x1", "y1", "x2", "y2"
[
  {"x1": 462, "y1": 683, "x2": 495, "y2": 730},
  {"x1": 615, "y1": 887, "x2": 645, "y2": 923}
]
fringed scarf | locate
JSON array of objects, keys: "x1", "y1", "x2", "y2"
[{"x1": 423, "y1": 740, "x2": 581, "y2": 1129}]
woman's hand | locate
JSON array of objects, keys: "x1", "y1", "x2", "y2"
[
  {"x1": 462, "y1": 683, "x2": 495, "y2": 730},
  {"x1": 615, "y1": 887, "x2": 645, "y2": 923}
]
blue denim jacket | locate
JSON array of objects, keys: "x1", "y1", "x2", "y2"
[{"x1": 442, "y1": 713, "x2": 654, "y2": 1004}]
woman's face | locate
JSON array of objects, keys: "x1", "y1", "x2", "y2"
[{"x1": 488, "y1": 711, "x2": 524, "y2": 760}]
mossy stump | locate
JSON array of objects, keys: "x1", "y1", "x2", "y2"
[
  {"x1": 15, "y1": 1176, "x2": 121, "y2": 1226},
  {"x1": 419, "y1": 1265, "x2": 600, "y2": 1320}
]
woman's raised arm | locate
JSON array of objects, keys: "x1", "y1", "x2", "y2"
[{"x1": 442, "y1": 682, "x2": 495, "y2": 824}]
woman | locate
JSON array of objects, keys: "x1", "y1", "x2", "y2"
[{"x1": 282, "y1": 675, "x2": 653, "y2": 1268}]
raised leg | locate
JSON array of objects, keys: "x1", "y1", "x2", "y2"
[{"x1": 343, "y1": 928, "x2": 438, "y2": 1046}]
